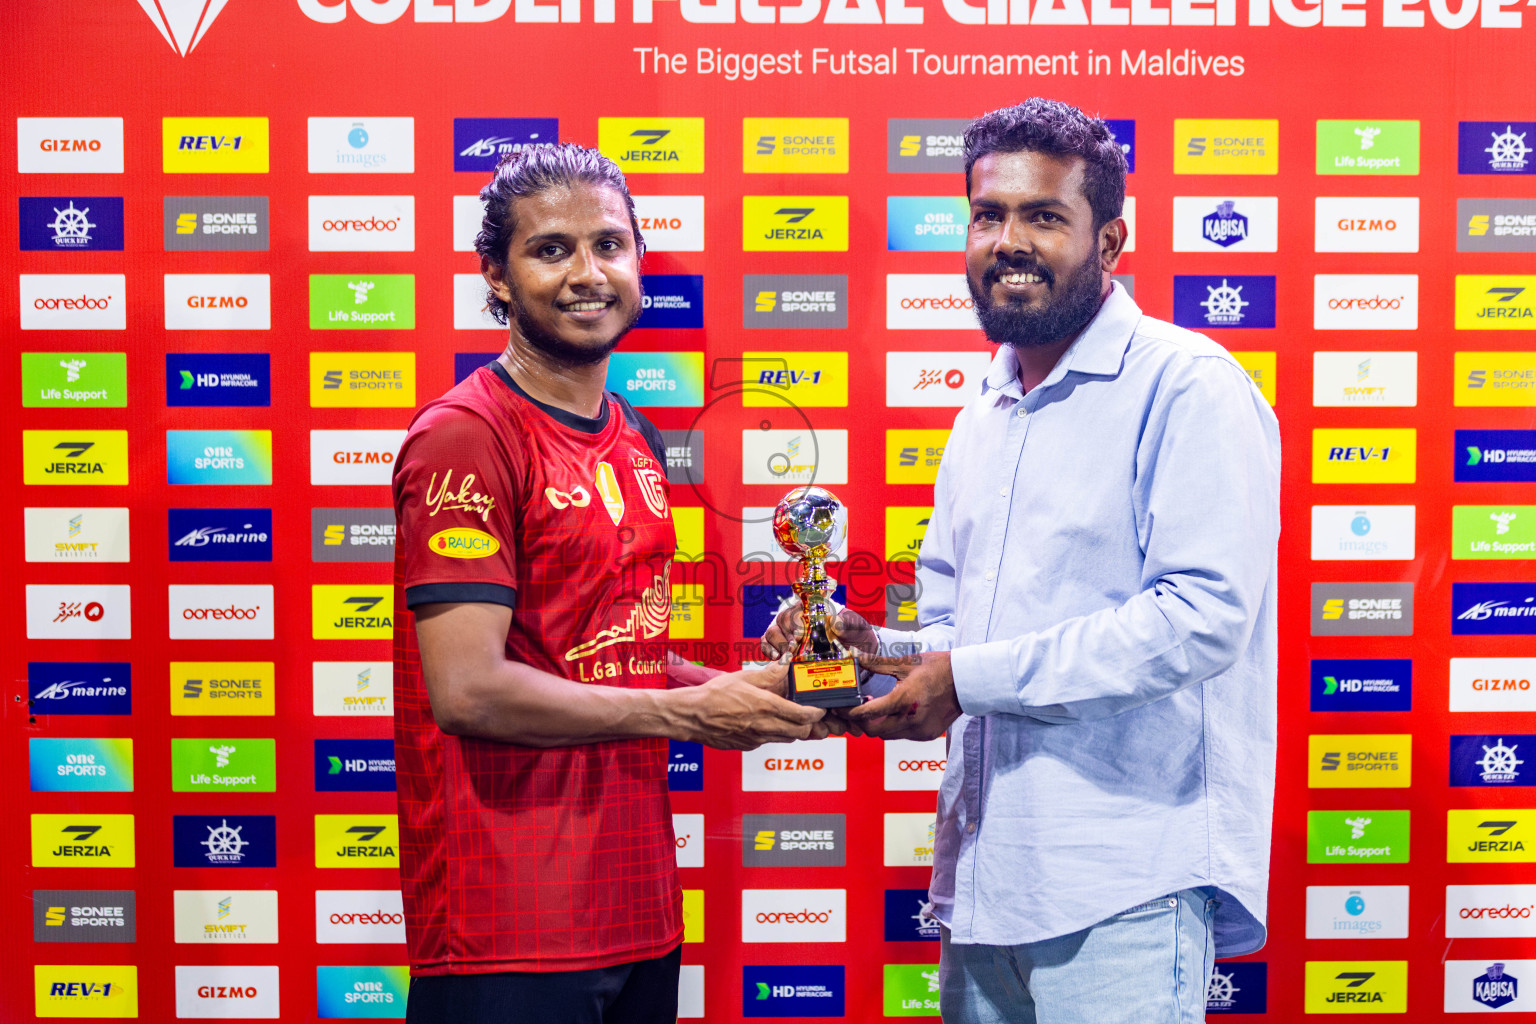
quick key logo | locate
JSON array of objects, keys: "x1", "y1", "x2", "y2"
[
  {"x1": 20, "y1": 197, "x2": 123, "y2": 251},
  {"x1": 1459, "y1": 122, "x2": 1535, "y2": 174},
  {"x1": 1311, "y1": 659, "x2": 1412, "y2": 712},
  {"x1": 884, "y1": 889, "x2": 941, "y2": 942},
  {"x1": 454, "y1": 118, "x2": 556, "y2": 172},
  {"x1": 743, "y1": 966, "x2": 845, "y2": 1017},
  {"x1": 173, "y1": 815, "x2": 277, "y2": 868},
  {"x1": 1451, "y1": 735, "x2": 1534, "y2": 787},
  {"x1": 169, "y1": 509, "x2": 272, "y2": 562},
  {"x1": 1207, "y1": 962, "x2": 1266, "y2": 1015},
  {"x1": 1454, "y1": 583, "x2": 1536, "y2": 635},
  {"x1": 314, "y1": 739, "x2": 396, "y2": 792},
  {"x1": 28, "y1": 663, "x2": 131, "y2": 716},
  {"x1": 1172, "y1": 276, "x2": 1276, "y2": 329}
]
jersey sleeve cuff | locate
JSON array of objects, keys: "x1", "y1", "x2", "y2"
[{"x1": 405, "y1": 583, "x2": 517, "y2": 611}]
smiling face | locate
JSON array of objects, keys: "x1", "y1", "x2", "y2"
[
  {"x1": 481, "y1": 181, "x2": 643, "y2": 367},
  {"x1": 965, "y1": 149, "x2": 1124, "y2": 348}
]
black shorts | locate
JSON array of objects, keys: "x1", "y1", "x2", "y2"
[{"x1": 405, "y1": 946, "x2": 682, "y2": 1024}]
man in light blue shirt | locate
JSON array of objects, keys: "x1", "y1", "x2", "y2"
[{"x1": 764, "y1": 99, "x2": 1279, "y2": 1023}]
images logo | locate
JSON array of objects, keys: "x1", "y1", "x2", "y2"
[
  {"x1": 743, "y1": 965, "x2": 845, "y2": 1018},
  {"x1": 308, "y1": 117, "x2": 415, "y2": 173},
  {"x1": 1305, "y1": 886, "x2": 1409, "y2": 939},
  {"x1": 1449, "y1": 810, "x2": 1536, "y2": 862},
  {"x1": 164, "y1": 273, "x2": 271, "y2": 330},
  {"x1": 887, "y1": 196, "x2": 969, "y2": 251},
  {"x1": 454, "y1": 117, "x2": 556, "y2": 172},
  {"x1": 1311, "y1": 428, "x2": 1416, "y2": 484},
  {"x1": 309, "y1": 274, "x2": 415, "y2": 329},
  {"x1": 1314, "y1": 197, "x2": 1420, "y2": 253},
  {"x1": 742, "y1": 814, "x2": 845, "y2": 867},
  {"x1": 742, "y1": 196, "x2": 850, "y2": 252},
  {"x1": 741, "y1": 890, "x2": 846, "y2": 943},
  {"x1": 25, "y1": 585, "x2": 131, "y2": 640},
  {"x1": 164, "y1": 196, "x2": 269, "y2": 251},
  {"x1": 314, "y1": 739, "x2": 396, "y2": 793},
  {"x1": 1303, "y1": 962, "x2": 1407, "y2": 1013},
  {"x1": 166, "y1": 430, "x2": 272, "y2": 485},
  {"x1": 1173, "y1": 119, "x2": 1278, "y2": 174},
  {"x1": 1311, "y1": 659, "x2": 1412, "y2": 712},
  {"x1": 315, "y1": 965, "x2": 411, "y2": 1018},
  {"x1": 1459, "y1": 121, "x2": 1536, "y2": 174},
  {"x1": 1171, "y1": 196, "x2": 1278, "y2": 252},
  {"x1": 744, "y1": 117, "x2": 847, "y2": 174},
  {"x1": 310, "y1": 351, "x2": 416, "y2": 408},
  {"x1": 20, "y1": 274, "x2": 126, "y2": 330},
  {"x1": 742, "y1": 738, "x2": 848, "y2": 791},
  {"x1": 1454, "y1": 582, "x2": 1536, "y2": 635},
  {"x1": 166, "y1": 353, "x2": 270, "y2": 407},
  {"x1": 29, "y1": 663, "x2": 131, "y2": 716},
  {"x1": 21, "y1": 352, "x2": 127, "y2": 409},
  {"x1": 33, "y1": 964, "x2": 138, "y2": 1018},
  {"x1": 170, "y1": 662, "x2": 275, "y2": 717},
  {"x1": 313, "y1": 585, "x2": 393, "y2": 639},
  {"x1": 888, "y1": 118, "x2": 969, "y2": 173},
  {"x1": 1307, "y1": 810, "x2": 1410, "y2": 863},
  {"x1": 169, "y1": 508, "x2": 273, "y2": 563},
  {"x1": 32, "y1": 814, "x2": 136, "y2": 867},
  {"x1": 598, "y1": 118, "x2": 705, "y2": 173},
  {"x1": 312, "y1": 509, "x2": 395, "y2": 562},
  {"x1": 17, "y1": 117, "x2": 123, "y2": 173},
  {"x1": 1455, "y1": 276, "x2": 1536, "y2": 329},
  {"x1": 1316, "y1": 120, "x2": 1420, "y2": 175},
  {"x1": 162, "y1": 117, "x2": 268, "y2": 173},
  {"x1": 1310, "y1": 505, "x2": 1415, "y2": 561},
  {"x1": 19, "y1": 197, "x2": 124, "y2": 251},
  {"x1": 313, "y1": 662, "x2": 394, "y2": 717},
  {"x1": 1172, "y1": 276, "x2": 1276, "y2": 329},
  {"x1": 32, "y1": 890, "x2": 136, "y2": 944},
  {"x1": 1460, "y1": 199, "x2": 1536, "y2": 253},
  {"x1": 30, "y1": 739, "x2": 134, "y2": 793},
  {"x1": 314, "y1": 815, "x2": 399, "y2": 868},
  {"x1": 309, "y1": 195, "x2": 415, "y2": 252}
]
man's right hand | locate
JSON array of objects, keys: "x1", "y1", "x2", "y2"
[
  {"x1": 663, "y1": 664, "x2": 827, "y2": 750},
  {"x1": 760, "y1": 599, "x2": 880, "y2": 662}
]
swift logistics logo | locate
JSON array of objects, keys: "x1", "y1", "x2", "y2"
[
  {"x1": 743, "y1": 274, "x2": 847, "y2": 329},
  {"x1": 1456, "y1": 276, "x2": 1536, "y2": 329},
  {"x1": 1309, "y1": 505, "x2": 1415, "y2": 560},
  {"x1": 308, "y1": 117, "x2": 415, "y2": 173},
  {"x1": 632, "y1": 194, "x2": 704, "y2": 251},
  {"x1": 166, "y1": 430, "x2": 273, "y2": 485},
  {"x1": 32, "y1": 814, "x2": 136, "y2": 867},
  {"x1": 310, "y1": 352, "x2": 416, "y2": 407},
  {"x1": 1460, "y1": 122, "x2": 1536, "y2": 174},
  {"x1": 313, "y1": 662, "x2": 393, "y2": 717},
  {"x1": 887, "y1": 196, "x2": 969, "y2": 251},
  {"x1": 314, "y1": 815, "x2": 400, "y2": 868},
  {"x1": 744, "y1": 117, "x2": 848, "y2": 174},
  {"x1": 164, "y1": 196, "x2": 269, "y2": 251},
  {"x1": 1312, "y1": 351, "x2": 1417, "y2": 406},
  {"x1": 1453, "y1": 505, "x2": 1536, "y2": 558},
  {"x1": 29, "y1": 739, "x2": 134, "y2": 793},
  {"x1": 309, "y1": 274, "x2": 415, "y2": 329},
  {"x1": 885, "y1": 813, "x2": 938, "y2": 867},
  {"x1": 1314, "y1": 197, "x2": 1420, "y2": 253},
  {"x1": 169, "y1": 508, "x2": 273, "y2": 562},
  {"x1": 1448, "y1": 810, "x2": 1536, "y2": 862},
  {"x1": 28, "y1": 663, "x2": 131, "y2": 716},
  {"x1": 453, "y1": 117, "x2": 557, "y2": 172},
  {"x1": 1460, "y1": 199, "x2": 1536, "y2": 252},
  {"x1": 308, "y1": 195, "x2": 415, "y2": 252},
  {"x1": 314, "y1": 739, "x2": 396, "y2": 792},
  {"x1": 164, "y1": 273, "x2": 271, "y2": 330},
  {"x1": 1172, "y1": 276, "x2": 1276, "y2": 329},
  {"x1": 1454, "y1": 582, "x2": 1536, "y2": 635},
  {"x1": 312, "y1": 585, "x2": 394, "y2": 639},
  {"x1": 1308, "y1": 734, "x2": 1412, "y2": 788},
  {"x1": 1315, "y1": 120, "x2": 1420, "y2": 175},
  {"x1": 743, "y1": 966, "x2": 845, "y2": 1017},
  {"x1": 1311, "y1": 583, "x2": 1414, "y2": 636},
  {"x1": 1314, "y1": 274, "x2": 1419, "y2": 329},
  {"x1": 1304, "y1": 886, "x2": 1409, "y2": 939},
  {"x1": 1171, "y1": 197, "x2": 1278, "y2": 252},
  {"x1": 598, "y1": 118, "x2": 705, "y2": 173},
  {"x1": 1451, "y1": 734, "x2": 1534, "y2": 787},
  {"x1": 170, "y1": 661, "x2": 275, "y2": 717},
  {"x1": 21, "y1": 352, "x2": 127, "y2": 408},
  {"x1": 315, "y1": 965, "x2": 411, "y2": 1018},
  {"x1": 1173, "y1": 119, "x2": 1278, "y2": 174},
  {"x1": 19, "y1": 197, "x2": 123, "y2": 251},
  {"x1": 740, "y1": 352, "x2": 847, "y2": 407},
  {"x1": 17, "y1": 117, "x2": 123, "y2": 173},
  {"x1": 166, "y1": 353, "x2": 270, "y2": 407},
  {"x1": 1310, "y1": 659, "x2": 1412, "y2": 712},
  {"x1": 742, "y1": 814, "x2": 845, "y2": 866},
  {"x1": 162, "y1": 117, "x2": 269, "y2": 173},
  {"x1": 20, "y1": 274, "x2": 126, "y2": 330},
  {"x1": 1458, "y1": 430, "x2": 1536, "y2": 482},
  {"x1": 33, "y1": 890, "x2": 136, "y2": 943},
  {"x1": 743, "y1": 196, "x2": 849, "y2": 251},
  {"x1": 1303, "y1": 962, "x2": 1407, "y2": 1013},
  {"x1": 740, "y1": 429, "x2": 848, "y2": 485},
  {"x1": 1311, "y1": 428, "x2": 1416, "y2": 484},
  {"x1": 312, "y1": 509, "x2": 396, "y2": 562},
  {"x1": 33, "y1": 964, "x2": 138, "y2": 1018},
  {"x1": 1307, "y1": 810, "x2": 1409, "y2": 863},
  {"x1": 173, "y1": 815, "x2": 276, "y2": 867},
  {"x1": 171, "y1": 738, "x2": 276, "y2": 793},
  {"x1": 635, "y1": 274, "x2": 704, "y2": 329},
  {"x1": 172, "y1": 890, "x2": 279, "y2": 944},
  {"x1": 24, "y1": 507, "x2": 131, "y2": 563},
  {"x1": 888, "y1": 118, "x2": 970, "y2": 173},
  {"x1": 605, "y1": 352, "x2": 705, "y2": 406},
  {"x1": 314, "y1": 890, "x2": 407, "y2": 943}
]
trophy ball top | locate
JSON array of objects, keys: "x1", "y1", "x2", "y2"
[{"x1": 772, "y1": 486, "x2": 847, "y2": 558}]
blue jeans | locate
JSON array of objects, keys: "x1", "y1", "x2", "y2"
[{"x1": 939, "y1": 889, "x2": 1218, "y2": 1024}]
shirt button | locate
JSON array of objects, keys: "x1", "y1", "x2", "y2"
[
  {"x1": 984, "y1": 570, "x2": 995, "y2": 581},
  {"x1": 998, "y1": 487, "x2": 1008, "y2": 497},
  {"x1": 1017, "y1": 408, "x2": 1026, "y2": 418},
  {"x1": 966, "y1": 822, "x2": 977, "y2": 834}
]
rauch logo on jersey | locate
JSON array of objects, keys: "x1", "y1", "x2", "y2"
[
  {"x1": 171, "y1": 662, "x2": 275, "y2": 717},
  {"x1": 742, "y1": 814, "x2": 845, "y2": 867},
  {"x1": 309, "y1": 195, "x2": 415, "y2": 252},
  {"x1": 20, "y1": 197, "x2": 123, "y2": 251},
  {"x1": 169, "y1": 509, "x2": 273, "y2": 562},
  {"x1": 1311, "y1": 659, "x2": 1411, "y2": 712},
  {"x1": 1207, "y1": 962, "x2": 1267, "y2": 1015},
  {"x1": 30, "y1": 739, "x2": 133, "y2": 793},
  {"x1": 1307, "y1": 810, "x2": 1409, "y2": 863},
  {"x1": 315, "y1": 965, "x2": 411, "y2": 1018},
  {"x1": 173, "y1": 815, "x2": 275, "y2": 868},
  {"x1": 454, "y1": 117, "x2": 556, "y2": 172},
  {"x1": 743, "y1": 274, "x2": 847, "y2": 329},
  {"x1": 166, "y1": 430, "x2": 272, "y2": 485},
  {"x1": 1171, "y1": 197, "x2": 1278, "y2": 252},
  {"x1": 21, "y1": 352, "x2": 127, "y2": 408},
  {"x1": 1460, "y1": 122, "x2": 1535, "y2": 174},
  {"x1": 33, "y1": 889, "x2": 136, "y2": 944},
  {"x1": 743, "y1": 966, "x2": 845, "y2": 1017},
  {"x1": 32, "y1": 814, "x2": 136, "y2": 868},
  {"x1": 165, "y1": 196, "x2": 269, "y2": 251},
  {"x1": 1172, "y1": 276, "x2": 1276, "y2": 329},
  {"x1": 308, "y1": 117, "x2": 414, "y2": 173},
  {"x1": 884, "y1": 889, "x2": 941, "y2": 942},
  {"x1": 20, "y1": 274, "x2": 126, "y2": 330},
  {"x1": 1460, "y1": 199, "x2": 1536, "y2": 253},
  {"x1": 635, "y1": 274, "x2": 704, "y2": 329},
  {"x1": 743, "y1": 196, "x2": 849, "y2": 252},
  {"x1": 315, "y1": 815, "x2": 399, "y2": 868},
  {"x1": 887, "y1": 196, "x2": 969, "y2": 252},
  {"x1": 598, "y1": 118, "x2": 705, "y2": 173},
  {"x1": 1316, "y1": 120, "x2": 1420, "y2": 175},
  {"x1": 29, "y1": 663, "x2": 131, "y2": 716},
  {"x1": 164, "y1": 273, "x2": 271, "y2": 330},
  {"x1": 888, "y1": 118, "x2": 969, "y2": 173},
  {"x1": 17, "y1": 117, "x2": 123, "y2": 173},
  {"x1": 314, "y1": 739, "x2": 396, "y2": 793},
  {"x1": 166, "y1": 353, "x2": 270, "y2": 407},
  {"x1": 1455, "y1": 583, "x2": 1536, "y2": 635}
]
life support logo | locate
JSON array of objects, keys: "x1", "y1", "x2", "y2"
[{"x1": 428, "y1": 528, "x2": 499, "y2": 560}]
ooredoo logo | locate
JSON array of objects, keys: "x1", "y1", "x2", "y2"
[
  {"x1": 315, "y1": 891, "x2": 407, "y2": 943},
  {"x1": 1314, "y1": 275, "x2": 1419, "y2": 330},
  {"x1": 17, "y1": 118, "x2": 124, "y2": 173},
  {"x1": 885, "y1": 738, "x2": 948, "y2": 790},
  {"x1": 887, "y1": 274, "x2": 979, "y2": 330},
  {"x1": 1448, "y1": 885, "x2": 1536, "y2": 937},
  {"x1": 308, "y1": 196, "x2": 415, "y2": 252},
  {"x1": 169, "y1": 585, "x2": 274, "y2": 640},
  {"x1": 20, "y1": 275, "x2": 127, "y2": 331},
  {"x1": 741, "y1": 889, "x2": 846, "y2": 943}
]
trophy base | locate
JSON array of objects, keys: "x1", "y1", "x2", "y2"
[{"x1": 790, "y1": 658, "x2": 862, "y2": 709}]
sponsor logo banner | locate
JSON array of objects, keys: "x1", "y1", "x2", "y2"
[
  {"x1": 885, "y1": 506, "x2": 932, "y2": 563},
  {"x1": 671, "y1": 583, "x2": 704, "y2": 638},
  {"x1": 1207, "y1": 962, "x2": 1267, "y2": 1015},
  {"x1": 1447, "y1": 885, "x2": 1536, "y2": 937},
  {"x1": 312, "y1": 509, "x2": 395, "y2": 562},
  {"x1": 308, "y1": 117, "x2": 414, "y2": 173},
  {"x1": 633, "y1": 194, "x2": 704, "y2": 251},
  {"x1": 1449, "y1": 810, "x2": 1536, "y2": 862},
  {"x1": 1307, "y1": 810, "x2": 1410, "y2": 863},
  {"x1": 171, "y1": 662, "x2": 275, "y2": 717},
  {"x1": 315, "y1": 890, "x2": 406, "y2": 944},
  {"x1": 28, "y1": 662, "x2": 131, "y2": 716},
  {"x1": 166, "y1": 430, "x2": 273, "y2": 485},
  {"x1": 169, "y1": 508, "x2": 273, "y2": 562},
  {"x1": 20, "y1": 196, "x2": 123, "y2": 251},
  {"x1": 743, "y1": 195, "x2": 849, "y2": 251},
  {"x1": 33, "y1": 890, "x2": 136, "y2": 944},
  {"x1": 635, "y1": 274, "x2": 704, "y2": 329},
  {"x1": 25, "y1": 584, "x2": 131, "y2": 640},
  {"x1": 743, "y1": 273, "x2": 847, "y2": 329},
  {"x1": 310, "y1": 430, "x2": 405, "y2": 485},
  {"x1": 309, "y1": 195, "x2": 414, "y2": 252},
  {"x1": 1451, "y1": 658, "x2": 1536, "y2": 712},
  {"x1": 164, "y1": 273, "x2": 271, "y2": 330},
  {"x1": 1316, "y1": 120, "x2": 1420, "y2": 175},
  {"x1": 887, "y1": 273, "x2": 978, "y2": 330},
  {"x1": 1303, "y1": 961, "x2": 1407, "y2": 1013},
  {"x1": 884, "y1": 963, "x2": 942, "y2": 1016},
  {"x1": 33, "y1": 964, "x2": 138, "y2": 1018},
  {"x1": 1311, "y1": 583, "x2": 1414, "y2": 636},
  {"x1": 740, "y1": 351, "x2": 847, "y2": 407},
  {"x1": 598, "y1": 117, "x2": 704, "y2": 173},
  {"x1": 30, "y1": 738, "x2": 133, "y2": 793},
  {"x1": 887, "y1": 196, "x2": 969, "y2": 251},
  {"x1": 1455, "y1": 505, "x2": 1536, "y2": 558},
  {"x1": 1308, "y1": 734, "x2": 1412, "y2": 788},
  {"x1": 169, "y1": 584, "x2": 274, "y2": 640},
  {"x1": 1305, "y1": 886, "x2": 1409, "y2": 939},
  {"x1": 173, "y1": 965, "x2": 280, "y2": 1019},
  {"x1": 1311, "y1": 659, "x2": 1412, "y2": 712},
  {"x1": 673, "y1": 813, "x2": 703, "y2": 868},
  {"x1": 1460, "y1": 122, "x2": 1536, "y2": 175},
  {"x1": 886, "y1": 583, "x2": 922, "y2": 632},
  {"x1": 166, "y1": 353, "x2": 271, "y2": 407},
  {"x1": 21, "y1": 352, "x2": 126, "y2": 409},
  {"x1": 885, "y1": 351, "x2": 988, "y2": 407},
  {"x1": 164, "y1": 196, "x2": 269, "y2": 251},
  {"x1": 163, "y1": 117, "x2": 269, "y2": 173},
  {"x1": 1314, "y1": 274, "x2": 1419, "y2": 329},
  {"x1": 18, "y1": 117, "x2": 124, "y2": 173},
  {"x1": 453, "y1": 352, "x2": 499, "y2": 384},
  {"x1": 1455, "y1": 583, "x2": 1536, "y2": 635},
  {"x1": 453, "y1": 272, "x2": 500, "y2": 329},
  {"x1": 885, "y1": 889, "x2": 941, "y2": 942},
  {"x1": 1457, "y1": 351, "x2": 1536, "y2": 405},
  {"x1": 20, "y1": 273, "x2": 126, "y2": 330},
  {"x1": 315, "y1": 965, "x2": 410, "y2": 1018},
  {"x1": 171, "y1": 738, "x2": 276, "y2": 793},
  {"x1": 313, "y1": 662, "x2": 393, "y2": 717},
  {"x1": 310, "y1": 351, "x2": 416, "y2": 407},
  {"x1": 1460, "y1": 429, "x2": 1536, "y2": 482},
  {"x1": 173, "y1": 815, "x2": 276, "y2": 868},
  {"x1": 742, "y1": 738, "x2": 847, "y2": 791},
  {"x1": 1171, "y1": 196, "x2": 1278, "y2": 252},
  {"x1": 313, "y1": 585, "x2": 394, "y2": 639},
  {"x1": 1444, "y1": 959, "x2": 1533, "y2": 1013},
  {"x1": 315, "y1": 815, "x2": 399, "y2": 868},
  {"x1": 452, "y1": 195, "x2": 483, "y2": 251},
  {"x1": 741, "y1": 428, "x2": 847, "y2": 485},
  {"x1": 1315, "y1": 197, "x2": 1419, "y2": 252},
  {"x1": 885, "y1": 812, "x2": 937, "y2": 867},
  {"x1": 741, "y1": 889, "x2": 845, "y2": 943},
  {"x1": 742, "y1": 814, "x2": 845, "y2": 867},
  {"x1": 1106, "y1": 119, "x2": 1136, "y2": 172},
  {"x1": 310, "y1": 274, "x2": 415, "y2": 329},
  {"x1": 1172, "y1": 275, "x2": 1276, "y2": 329},
  {"x1": 888, "y1": 118, "x2": 969, "y2": 173},
  {"x1": 1452, "y1": 734, "x2": 1535, "y2": 787},
  {"x1": 1173, "y1": 119, "x2": 1278, "y2": 174},
  {"x1": 743, "y1": 965, "x2": 845, "y2": 1017},
  {"x1": 1460, "y1": 198, "x2": 1536, "y2": 253},
  {"x1": 1230, "y1": 351, "x2": 1275, "y2": 404},
  {"x1": 32, "y1": 814, "x2": 136, "y2": 867},
  {"x1": 1313, "y1": 351, "x2": 1417, "y2": 407},
  {"x1": 1311, "y1": 428, "x2": 1416, "y2": 484},
  {"x1": 887, "y1": 429, "x2": 949, "y2": 485},
  {"x1": 744, "y1": 117, "x2": 848, "y2": 174},
  {"x1": 606, "y1": 352, "x2": 704, "y2": 407},
  {"x1": 669, "y1": 739, "x2": 704, "y2": 791},
  {"x1": 453, "y1": 117, "x2": 556, "y2": 173},
  {"x1": 24, "y1": 507, "x2": 130, "y2": 562},
  {"x1": 660, "y1": 431, "x2": 704, "y2": 485},
  {"x1": 1456, "y1": 275, "x2": 1536, "y2": 329},
  {"x1": 172, "y1": 890, "x2": 279, "y2": 944},
  {"x1": 1311, "y1": 505, "x2": 1415, "y2": 561},
  {"x1": 885, "y1": 737, "x2": 946, "y2": 791},
  {"x1": 315, "y1": 739, "x2": 396, "y2": 792}
]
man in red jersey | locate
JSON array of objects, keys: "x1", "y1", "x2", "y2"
[{"x1": 393, "y1": 143, "x2": 825, "y2": 1024}]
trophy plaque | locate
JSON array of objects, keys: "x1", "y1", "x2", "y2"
[{"x1": 772, "y1": 486, "x2": 863, "y2": 709}]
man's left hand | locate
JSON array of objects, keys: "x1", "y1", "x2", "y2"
[{"x1": 846, "y1": 650, "x2": 961, "y2": 741}]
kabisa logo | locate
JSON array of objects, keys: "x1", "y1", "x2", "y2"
[
  {"x1": 309, "y1": 274, "x2": 416, "y2": 329},
  {"x1": 1172, "y1": 276, "x2": 1276, "y2": 329},
  {"x1": 32, "y1": 815, "x2": 136, "y2": 867},
  {"x1": 1460, "y1": 199, "x2": 1536, "y2": 253},
  {"x1": 172, "y1": 815, "x2": 275, "y2": 868},
  {"x1": 1455, "y1": 276, "x2": 1536, "y2": 330},
  {"x1": 308, "y1": 195, "x2": 415, "y2": 252},
  {"x1": 1460, "y1": 122, "x2": 1536, "y2": 174},
  {"x1": 313, "y1": 509, "x2": 396, "y2": 562},
  {"x1": 888, "y1": 118, "x2": 970, "y2": 173},
  {"x1": 314, "y1": 739, "x2": 396, "y2": 793},
  {"x1": 166, "y1": 430, "x2": 273, "y2": 485},
  {"x1": 1303, "y1": 962, "x2": 1407, "y2": 1012},
  {"x1": 314, "y1": 891, "x2": 406, "y2": 944},
  {"x1": 315, "y1": 815, "x2": 400, "y2": 867},
  {"x1": 32, "y1": 890, "x2": 136, "y2": 944},
  {"x1": 316, "y1": 966, "x2": 411, "y2": 1018},
  {"x1": 1475, "y1": 964, "x2": 1520, "y2": 1009},
  {"x1": 1202, "y1": 201, "x2": 1248, "y2": 247},
  {"x1": 742, "y1": 814, "x2": 845, "y2": 867},
  {"x1": 1451, "y1": 735, "x2": 1532, "y2": 787},
  {"x1": 165, "y1": 196, "x2": 270, "y2": 251},
  {"x1": 743, "y1": 196, "x2": 850, "y2": 251},
  {"x1": 606, "y1": 352, "x2": 705, "y2": 407},
  {"x1": 1174, "y1": 119, "x2": 1278, "y2": 174},
  {"x1": 162, "y1": 117, "x2": 269, "y2": 173},
  {"x1": 454, "y1": 117, "x2": 557, "y2": 172},
  {"x1": 168, "y1": 509, "x2": 273, "y2": 563},
  {"x1": 1306, "y1": 809, "x2": 1410, "y2": 863},
  {"x1": 1172, "y1": 196, "x2": 1278, "y2": 252},
  {"x1": 1458, "y1": 430, "x2": 1536, "y2": 483},
  {"x1": 744, "y1": 118, "x2": 848, "y2": 174},
  {"x1": 136, "y1": 0, "x2": 233, "y2": 55},
  {"x1": 166, "y1": 353, "x2": 271, "y2": 407},
  {"x1": 884, "y1": 889, "x2": 942, "y2": 942},
  {"x1": 17, "y1": 117, "x2": 123, "y2": 173},
  {"x1": 307, "y1": 117, "x2": 415, "y2": 173},
  {"x1": 19, "y1": 197, "x2": 124, "y2": 251},
  {"x1": 19, "y1": 274, "x2": 126, "y2": 330},
  {"x1": 164, "y1": 273, "x2": 271, "y2": 330},
  {"x1": 668, "y1": 740, "x2": 703, "y2": 792},
  {"x1": 21, "y1": 352, "x2": 128, "y2": 409},
  {"x1": 1454, "y1": 582, "x2": 1536, "y2": 635},
  {"x1": 887, "y1": 196, "x2": 970, "y2": 252},
  {"x1": 635, "y1": 274, "x2": 705, "y2": 330},
  {"x1": 1449, "y1": 810, "x2": 1536, "y2": 863},
  {"x1": 29, "y1": 738, "x2": 134, "y2": 794},
  {"x1": 28, "y1": 663, "x2": 131, "y2": 716},
  {"x1": 741, "y1": 889, "x2": 846, "y2": 942},
  {"x1": 743, "y1": 966, "x2": 846, "y2": 1018},
  {"x1": 1310, "y1": 659, "x2": 1411, "y2": 712},
  {"x1": 598, "y1": 118, "x2": 705, "y2": 173},
  {"x1": 1206, "y1": 962, "x2": 1267, "y2": 1015}
]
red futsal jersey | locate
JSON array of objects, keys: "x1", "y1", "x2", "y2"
[{"x1": 392, "y1": 361, "x2": 680, "y2": 975}]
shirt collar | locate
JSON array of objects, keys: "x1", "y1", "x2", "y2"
[{"x1": 980, "y1": 281, "x2": 1141, "y2": 399}]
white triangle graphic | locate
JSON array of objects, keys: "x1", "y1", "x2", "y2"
[{"x1": 134, "y1": 0, "x2": 232, "y2": 56}]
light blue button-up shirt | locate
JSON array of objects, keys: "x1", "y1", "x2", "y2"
[{"x1": 873, "y1": 283, "x2": 1281, "y2": 957}]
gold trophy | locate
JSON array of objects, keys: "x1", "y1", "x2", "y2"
[{"x1": 772, "y1": 486, "x2": 863, "y2": 708}]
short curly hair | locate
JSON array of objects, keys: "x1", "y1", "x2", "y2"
[
  {"x1": 474, "y1": 143, "x2": 645, "y2": 326},
  {"x1": 964, "y1": 98, "x2": 1127, "y2": 230}
]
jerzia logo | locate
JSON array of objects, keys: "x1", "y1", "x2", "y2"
[{"x1": 138, "y1": 0, "x2": 232, "y2": 56}]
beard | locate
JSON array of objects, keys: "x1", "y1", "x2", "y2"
[
  {"x1": 968, "y1": 245, "x2": 1105, "y2": 348},
  {"x1": 509, "y1": 283, "x2": 643, "y2": 367}
]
